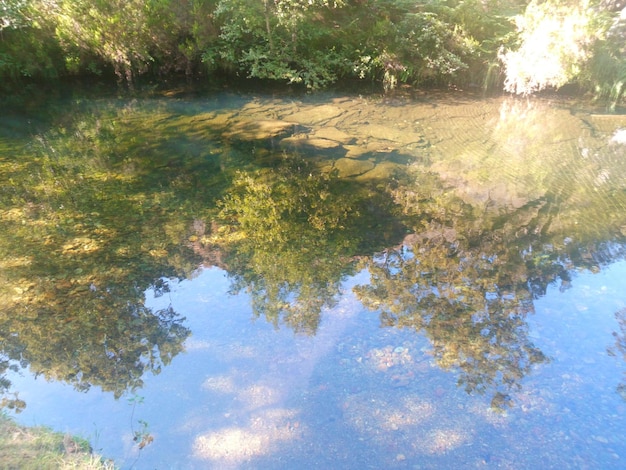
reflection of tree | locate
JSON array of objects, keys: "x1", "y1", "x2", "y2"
[
  {"x1": 352, "y1": 102, "x2": 626, "y2": 406},
  {"x1": 0, "y1": 290, "x2": 188, "y2": 399},
  {"x1": 356, "y1": 237, "x2": 548, "y2": 409},
  {"x1": 209, "y1": 156, "x2": 406, "y2": 334},
  {"x1": 355, "y1": 174, "x2": 557, "y2": 410},
  {"x1": 0, "y1": 101, "x2": 226, "y2": 409},
  {"x1": 4, "y1": 92, "x2": 626, "y2": 415},
  {"x1": 0, "y1": 360, "x2": 25, "y2": 413}
]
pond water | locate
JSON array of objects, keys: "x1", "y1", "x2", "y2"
[{"x1": 1, "y1": 86, "x2": 626, "y2": 469}]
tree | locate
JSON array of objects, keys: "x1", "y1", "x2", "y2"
[
  {"x1": 1, "y1": 0, "x2": 31, "y2": 32},
  {"x1": 0, "y1": 0, "x2": 64, "y2": 84},
  {"x1": 51, "y1": 0, "x2": 156, "y2": 80},
  {"x1": 583, "y1": 0, "x2": 626, "y2": 107},
  {"x1": 498, "y1": 0, "x2": 618, "y2": 95},
  {"x1": 205, "y1": 0, "x2": 347, "y2": 88}
]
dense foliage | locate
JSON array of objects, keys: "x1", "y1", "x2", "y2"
[{"x1": 0, "y1": 0, "x2": 624, "y2": 101}]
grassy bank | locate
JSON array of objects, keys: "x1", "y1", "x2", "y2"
[{"x1": 0, "y1": 414, "x2": 114, "y2": 470}]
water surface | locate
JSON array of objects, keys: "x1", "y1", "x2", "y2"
[{"x1": 1, "y1": 88, "x2": 626, "y2": 468}]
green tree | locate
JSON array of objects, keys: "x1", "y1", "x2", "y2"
[
  {"x1": 205, "y1": 0, "x2": 347, "y2": 88},
  {"x1": 1, "y1": 0, "x2": 30, "y2": 31},
  {"x1": 583, "y1": 0, "x2": 626, "y2": 107},
  {"x1": 498, "y1": 0, "x2": 624, "y2": 99},
  {"x1": 52, "y1": 0, "x2": 155, "y2": 80},
  {"x1": 0, "y1": 0, "x2": 64, "y2": 84}
]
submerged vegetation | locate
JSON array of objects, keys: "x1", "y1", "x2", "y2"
[{"x1": 0, "y1": 0, "x2": 625, "y2": 104}]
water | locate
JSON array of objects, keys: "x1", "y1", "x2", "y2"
[{"x1": 1, "y1": 87, "x2": 626, "y2": 468}]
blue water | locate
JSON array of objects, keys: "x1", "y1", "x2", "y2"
[
  {"x1": 8, "y1": 261, "x2": 626, "y2": 469},
  {"x1": 3, "y1": 90, "x2": 626, "y2": 469}
]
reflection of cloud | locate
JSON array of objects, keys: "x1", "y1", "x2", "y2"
[
  {"x1": 238, "y1": 384, "x2": 281, "y2": 409},
  {"x1": 420, "y1": 428, "x2": 470, "y2": 455},
  {"x1": 202, "y1": 374, "x2": 285, "y2": 408},
  {"x1": 342, "y1": 392, "x2": 476, "y2": 458},
  {"x1": 184, "y1": 338, "x2": 214, "y2": 351},
  {"x1": 184, "y1": 338, "x2": 258, "y2": 359},
  {"x1": 380, "y1": 397, "x2": 436, "y2": 431},
  {"x1": 192, "y1": 293, "x2": 360, "y2": 466},
  {"x1": 343, "y1": 394, "x2": 434, "y2": 434},
  {"x1": 402, "y1": 396, "x2": 436, "y2": 421},
  {"x1": 202, "y1": 375, "x2": 237, "y2": 394},
  {"x1": 230, "y1": 345, "x2": 258, "y2": 358},
  {"x1": 193, "y1": 408, "x2": 300, "y2": 465},
  {"x1": 195, "y1": 428, "x2": 265, "y2": 462},
  {"x1": 467, "y1": 401, "x2": 509, "y2": 427}
]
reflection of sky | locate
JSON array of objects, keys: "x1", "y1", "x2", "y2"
[{"x1": 7, "y1": 264, "x2": 626, "y2": 469}]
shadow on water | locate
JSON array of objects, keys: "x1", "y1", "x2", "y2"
[{"x1": 1, "y1": 86, "x2": 626, "y2": 467}]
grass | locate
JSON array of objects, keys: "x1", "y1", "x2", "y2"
[{"x1": 0, "y1": 413, "x2": 115, "y2": 470}]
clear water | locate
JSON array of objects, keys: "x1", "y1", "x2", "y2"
[{"x1": 1, "y1": 88, "x2": 626, "y2": 469}]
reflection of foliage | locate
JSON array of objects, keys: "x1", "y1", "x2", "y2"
[
  {"x1": 128, "y1": 395, "x2": 154, "y2": 451},
  {"x1": 0, "y1": 100, "x2": 232, "y2": 408},
  {"x1": 0, "y1": 358, "x2": 25, "y2": 413},
  {"x1": 356, "y1": 156, "x2": 626, "y2": 408},
  {"x1": 355, "y1": 173, "x2": 556, "y2": 409},
  {"x1": 0, "y1": 298, "x2": 187, "y2": 398},
  {"x1": 210, "y1": 156, "x2": 405, "y2": 334},
  {"x1": 3, "y1": 90, "x2": 626, "y2": 419},
  {"x1": 356, "y1": 239, "x2": 548, "y2": 410},
  {"x1": 349, "y1": 97, "x2": 626, "y2": 408}
]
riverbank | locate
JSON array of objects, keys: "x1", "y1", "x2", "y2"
[{"x1": 0, "y1": 414, "x2": 114, "y2": 470}]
